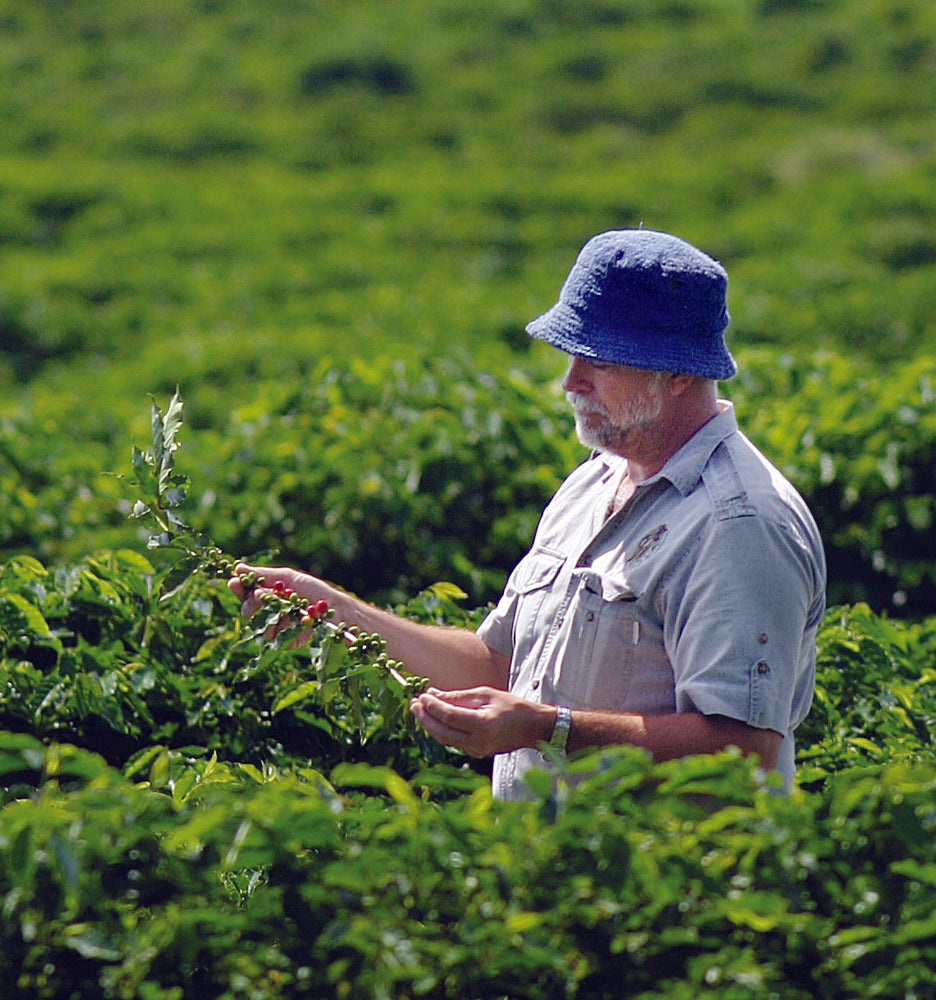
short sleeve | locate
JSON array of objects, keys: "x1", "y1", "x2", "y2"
[
  {"x1": 666, "y1": 511, "x2": 824, "y2": 735},
  {"x1": 475, "y1": 590, "x2": 518, "y2": 658}
]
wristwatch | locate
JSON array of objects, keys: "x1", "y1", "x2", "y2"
[{"x1": 548, "y1": 705, "x2": 572, "y2": 753}]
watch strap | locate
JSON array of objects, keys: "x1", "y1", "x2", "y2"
[{"x1": 548, "y1": 705, "x2": 572, "y2": 753}]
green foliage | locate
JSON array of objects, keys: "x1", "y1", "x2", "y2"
[
  {"x1": 0, "y1": 546, "x2": 482, "y2": 777},
  {"x1": 3, "y1": 490, "x2": 936, "y2": 996},
  {"x1": 3, "y1": 2, "x2": 936, "y2": 992},
  {"x1": 2, "y1": 0, "x2": 936, "y2": 615},
  {"x1": 0, "y1": 362, "x2": 581, "y2": 606},
  {"x1": 728, "y1": 350, "x2": 936, "y2": 614},
  {"x1": 4, "y1": 350, "x2": 935, "y2": 613},
  {"x1": 3, "y1": 423, "x2": 936, "y2": 996},
  {"x1": 0, "y1": 388, "x2": 480, "y2": 778},
  {"x1": 4, "y1": 384, "x2": 935, "y2": 994},
  {"x1": 2, "y1": 733, "x2": 936, "y2": 999},
  {"x1": 798, "y1": 604, "x2": 936, "y2": 782},
  {"x1": 3, "y1": 0, "x2": 935, "y2": 378},
  {"x1": 190, "y1": 359, "x2": 582, "y2": 606},
  {"x1": 122, "y1": 387, "x2": 235, "y2": 588}
]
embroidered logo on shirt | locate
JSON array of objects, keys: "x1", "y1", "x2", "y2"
[{"x1": 630, "y1": 524, "x2": 667, "y2": 565}]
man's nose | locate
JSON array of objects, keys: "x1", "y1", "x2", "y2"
[{"x1": 562, "y1": 355, "x2": 591, "y2": 393}]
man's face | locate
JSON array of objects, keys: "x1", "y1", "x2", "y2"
[{"x1": 562, "y1": 356, "x2": 666, "y2": 454}]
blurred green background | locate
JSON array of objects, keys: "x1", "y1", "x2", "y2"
[{"x1": 1, "y1": 0, "x2": 935, "y2": 610}]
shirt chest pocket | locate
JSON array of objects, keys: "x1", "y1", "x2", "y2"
[
  {"x1": 554, "y1": 570, "x2": 657, "y2": 711},
  {"x1": 509, "y1": 547, "x2": 566, "y2": 656}
]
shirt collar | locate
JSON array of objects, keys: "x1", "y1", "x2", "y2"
[{"x1": 596, "y1": 400, "x2": 738, "y2": 496}]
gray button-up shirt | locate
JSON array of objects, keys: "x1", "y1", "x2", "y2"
[{"x1": 477, "y1": 403, "x2": 826, "y2": 799}]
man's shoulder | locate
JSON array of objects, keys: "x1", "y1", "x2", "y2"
[{"x1": 702, "y1": 431, "x2": 823, "y2": 546}]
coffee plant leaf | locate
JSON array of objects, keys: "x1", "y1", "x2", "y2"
[
  {"x1": 272, "y1": 680, "x2": 320, "y2": 715},
  {"x1": 0, "y1": 592, "x2": 53, "y2": 641}
]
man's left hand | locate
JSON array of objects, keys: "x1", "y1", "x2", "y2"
[{"x1": 409, "y1": 686, "x2": 555, "y2": 758}]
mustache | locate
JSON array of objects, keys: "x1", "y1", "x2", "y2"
[{"x1": 566, "y1": 392, "x2": 610, "y2": 418}]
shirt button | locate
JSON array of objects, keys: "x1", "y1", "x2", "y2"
[
  {"x1": 531, "y1": 679, "x2": 540, "y2": 690},
  {"x1": 585, "y1": 611, "x2": 595, "y2": 622},
  {"x1": 758, "y1": 633, "x2": 769, "y2": 644},
  {"x1": 756, "y1": 660, "x2": 770, "y2": 675}
]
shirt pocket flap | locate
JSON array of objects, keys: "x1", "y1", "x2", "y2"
[
  {"x1": 599, "y1": 575, "x2": 638, "y2": 602},
  {"x1": 513, "y1": 547, "x2": 565, "y2": 595}
]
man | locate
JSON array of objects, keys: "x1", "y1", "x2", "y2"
[{"x1": 230, "y1": 229, "x2": 827, "y2": 798}]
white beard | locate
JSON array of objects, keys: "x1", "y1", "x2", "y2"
[{"x1": 566, "y1": 384, "x2": 664, "y2": 453}]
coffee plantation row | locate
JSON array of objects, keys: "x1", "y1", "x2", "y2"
[
  {"x1": 2, "y1": 740, "x2": 936, "y2": 999},
  {"x1": 3, "y1": 349, "x2": 935, "y2": 616},
  {"x1": 3, "y1": 0, "x2": 935, "y2": 380},
  {"x1": 2, "y1": 546, "x2": 935, "y2": 997}
]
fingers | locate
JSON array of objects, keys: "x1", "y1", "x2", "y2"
[
  {"x1": 410, "y1": 696, "x2": 484, "y2": 755},
  {"x1": 227, "y1": 569, "x2": 249, "y2": 601},
  {"x1": 227, "y1": 562, "x2": 265, "y2": 602},
  {"x1": 409, "y1": 687, "x2": 503, "y2": 757},
  {"x1": 227, "y1": 565, "x2": 332, "y2": 651},
  {"x1": 228, "y1": 563, "x2": 309, "y2": 612},
  {"x1": 410, "y1": 690, "x2": 467, "y2": 734},
  {"x1": 410, "y1": 687, "x2": 481, "y2": 723},
  {"x1": 227, "y1": 564, "x2": 265, "y2": 619},
  {"x1": 410, "y1": 687, "x2": 554, "y2": 758}
]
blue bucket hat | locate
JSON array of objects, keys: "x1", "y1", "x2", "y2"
[{"x1": 526, "y1": 229, "x2": 736, "y2": 380}]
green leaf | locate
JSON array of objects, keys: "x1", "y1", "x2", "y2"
[
  {"x1": 504, "y1": 911, "x2": 541, "y2": 934},
  {"x1": 123, "y1": 744, "x2": 169, "y2": 780},
  {"x1": 0, "y1": 592, "x2": 53, "y2": 639},
  {"x1": 235, "y1": 762, "x2": 267, "y2": 784},
  {"x1": 523, "y1": 767, "x2": 553, "y2": 800},
  {"x1": 719, "y1": 895, "x2": 787, "y2": 933},
  {"x1": 272, "y1": 680, "x2": 320, "y2": 714},
  {"x1": 50, "y1": 830, "x2": 81, "y2": 890},
  {"x1": 162, "y1": 389, "x2": 184, "y2": 453},
  {"x1": 113, "y1": 549, "x2": 157, "y2": 575},
  {"x1": 428, "y1": 581, "x2": 468, "y2": 600},
  {"x1": 150, "y1": 398, "x2": 165, "y2": 474},
  {"x1": 148, "y1": 747, "x2": 171, "y2": 789},
  {"x1": 154, "y1": 389, "x2": 184, "y2": 496},
  {"x1": 65, "y1": 928, "x2": 122, "y2": 962},
  {"x1": 132, "y1": 444, "x2": 152, "y2": 486},
  {"x1": 75, "y1": 673, "x2": 105, "y2": 718}
]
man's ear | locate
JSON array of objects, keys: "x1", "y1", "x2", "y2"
[{"x1": 668, "y1": 372, "x2": 698, "y2": 396}]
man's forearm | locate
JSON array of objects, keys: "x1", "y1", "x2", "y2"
[
  {"x1": 231, "y1": 563, "x2": 509, "y2": 692},
  {"x1": 331, "y1": 591, "x2": 509, "y2": 691},
  {"x1": 410, "y1": 687, "x2": 782, "y2": 769},
  {"x1": 564, "y1": 707, "x2": 782, "y2": 769}
]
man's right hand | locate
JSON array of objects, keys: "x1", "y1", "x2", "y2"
[
  {"x1": 228, "y1": 562, "x2": 336, "y2": 644},
  {"x1": 229, "y1": 562, "x2": 326, "y2": 607}
]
